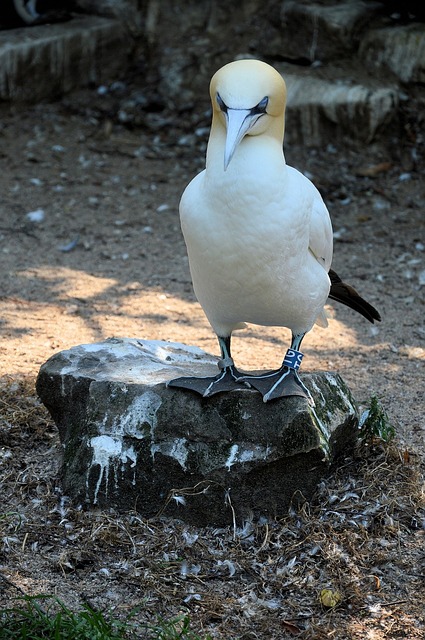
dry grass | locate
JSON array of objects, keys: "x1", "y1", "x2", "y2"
[{"x1": 1, "y1": 375, "x2": 424, "y2": 639}]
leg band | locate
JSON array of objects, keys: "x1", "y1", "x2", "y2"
[{"x1": 283, "y1": 349, "x2": 303, "y2": 371}]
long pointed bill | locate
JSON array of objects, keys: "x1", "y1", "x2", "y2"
[{"x1": 224, "y1": 108, "x2": 259, "y2": 170}]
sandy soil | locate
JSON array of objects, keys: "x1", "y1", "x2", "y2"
[{"x1": 0, "y1": 82, "x2": 424, "y2": 638}]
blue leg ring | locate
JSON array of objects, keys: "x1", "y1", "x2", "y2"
[{"x1": 283, "y1": 349, "x2": 304, "y2": 371}]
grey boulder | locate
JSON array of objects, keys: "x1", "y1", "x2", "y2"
[{"x1": 36, "y1": 338, "x2": 359, "y2": 526}]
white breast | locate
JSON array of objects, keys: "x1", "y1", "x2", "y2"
[{"x1": 180, "y1": 141, "x2": 331, "y2": 337}]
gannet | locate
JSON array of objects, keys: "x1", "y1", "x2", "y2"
[{"x1": 169, "y1": 59, "x2": 380, "y2": 403}]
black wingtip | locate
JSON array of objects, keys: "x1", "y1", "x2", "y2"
[{"x1": 328, "y1": 269, "x2": 381, "y2": 324}]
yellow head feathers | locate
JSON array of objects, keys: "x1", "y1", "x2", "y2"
[
  {"x1": 210, "y1": 59, "x2": 287, "y2": 117},
  {"x1": 208, "y1": 59, "x2": 287, "y2": 168}
]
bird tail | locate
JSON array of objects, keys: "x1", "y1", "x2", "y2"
[{"x1": 328, "y1": 269, "x2": 381, "y2": 324}]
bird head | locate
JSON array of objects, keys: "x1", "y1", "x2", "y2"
[{"x1": 209, "y1": 59, "x2": 287, "y2": 170}]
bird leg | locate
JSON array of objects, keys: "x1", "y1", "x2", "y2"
[
  {"x1": 167, "y1": 336, "x2": 250, "y2": 397},
  {"x1": 237, "y1": 333, "x2": 314, "y2": 404}
]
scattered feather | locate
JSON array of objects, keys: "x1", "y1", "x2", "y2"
[
  {"x1": 217, "y1": 559, "x2": 237, "y2": 577},
  {"x1": 183, "y1": 593, "x2": 202, "y2": 603},
  {"x1": 58, "y1": 236, "x2": 79, "y2": 252},
  {"x1": 26, "y1": 208, "x2": 45, "y2": 222},
  {"x1": 182, "y1": 530, "x2": 198, "y2": 546}
]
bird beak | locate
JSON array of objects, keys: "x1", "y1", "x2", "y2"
[{"x1": 224, "y1": 108, "x2": 257, "y2": 170}]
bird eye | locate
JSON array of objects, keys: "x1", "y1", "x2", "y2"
[
  {"x1": 216, "y1": 93, "x2": 228, "y2": 113},
  {"x1": 251, "y1": 96, "x2": 269, "y2": 115}
]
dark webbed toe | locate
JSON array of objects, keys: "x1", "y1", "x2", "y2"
[
  {"x1": 238, "y1": 368, "x2": 313, "y2": 404},
  {"x1": 167, "y1": 367, "x2": 249, "y2": 397}
]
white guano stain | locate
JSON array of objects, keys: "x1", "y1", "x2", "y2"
[
  {"x1": 309, "y1": 378, "x2": 326, "y2": 406},
  {"x1": 237, "y1": 446, "x2": 271, "y2": 463},
  {"x1": 225, "y1": 444, "x2": 239, "y2": 470},
  {"x1": 104, "y1": 391, "x2": 163, "y2": 439},
  {"x1": 151, "y1": 437, "x2": 189, "y2": 470},
  {"x1": 225, "y1": 443, "x2": 272, "y2": 471},
  {"x1": 88, "y1": 435, "x2": 137, "y2": 504},
  {"x1": 87, "y1": 391, "x2": 163, "y2": 503},
  {"x1": 324, "y1": 373, "x2": 356, "y2": 414}
]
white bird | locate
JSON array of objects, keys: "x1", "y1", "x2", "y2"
[{"x1": 169, "y1": 59, "x2": 380, "y2": 403}]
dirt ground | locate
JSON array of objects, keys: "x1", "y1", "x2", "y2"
[{"x1": 0, "y1": 76, "x2": 424, "y2": 638}]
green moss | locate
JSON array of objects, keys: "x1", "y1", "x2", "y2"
[
  {"x1": 359, "y1": 395, "x2": 395, "y2": 443},
  {"x1": 306, "y1": 374, "x2": 359, "y2": 459}
]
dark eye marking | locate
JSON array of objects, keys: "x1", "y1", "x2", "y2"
[
  {"x1": 250, "y1": 96, "x2": 269, "y2": 115},
  {"x1": 216, "y1": 93, "x2": 268, "y2": 116},
  {"x1": 216, "y1": 92, "x2": 228, "y2": 113}
]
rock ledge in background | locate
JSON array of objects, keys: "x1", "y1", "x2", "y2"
[
  {"x1": 36, "y1": 338, "x2": 359, "y2": 525},
  {"x1": 0, "y1": 15, "x2": 131, "y2": 102}
]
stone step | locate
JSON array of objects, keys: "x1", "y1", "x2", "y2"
[
  {"x1": 0, "y1": 14, "x2": 132, "y2": 102},
  {"x1": 272, "y1": 0, "x2": 383, "y2": 63},
  {"x1": 359, "y1": 23, "x2": 425, "y2": 84},
  {"x1": 272, "y1": 0, "x2": 425, "y2": 83},
  {"x1": 259, "y1": 0, "x2": 424, "y2": 144},
  {"x1": 268, "y1": 0, "x2": 425, "y2": 83},
  {"x1": 282, "y1": 66, "x2": 399, "y2": 146}
]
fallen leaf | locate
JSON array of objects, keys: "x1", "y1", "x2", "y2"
[
  {"x1": 355, "y1": 162, "x2": 392, "y2": 177},
  {"x1": 281, "y1": 620, "x2": 301, "y2": 635}
]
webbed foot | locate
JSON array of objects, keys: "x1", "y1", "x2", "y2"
[
  {"x1": 238, "y1": 367, "x2": 314, "y2": 404},
  {"x1": 167, "y1": 365, "x2": 250, "y2": 398}
]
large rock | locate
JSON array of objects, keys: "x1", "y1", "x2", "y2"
[
  {"x1": 36, "y1": 338, "x2": 360, "y2": 526},
  {"x1": 359, "y1": 24, "x2": 425, "y2": 84},
  {"x1": 75, "y1": 0, "x2": 143, "y2": 34},
  {"x1": 273, "y1": 0, "x2": 382, "y2": 62},
  {"x1": 283, "y1": 69, "x2": 399, "y2": 145}
]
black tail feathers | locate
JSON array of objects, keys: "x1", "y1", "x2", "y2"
[{"x1": 328, "y1": 269, "x2": 381, "y2": 323}]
